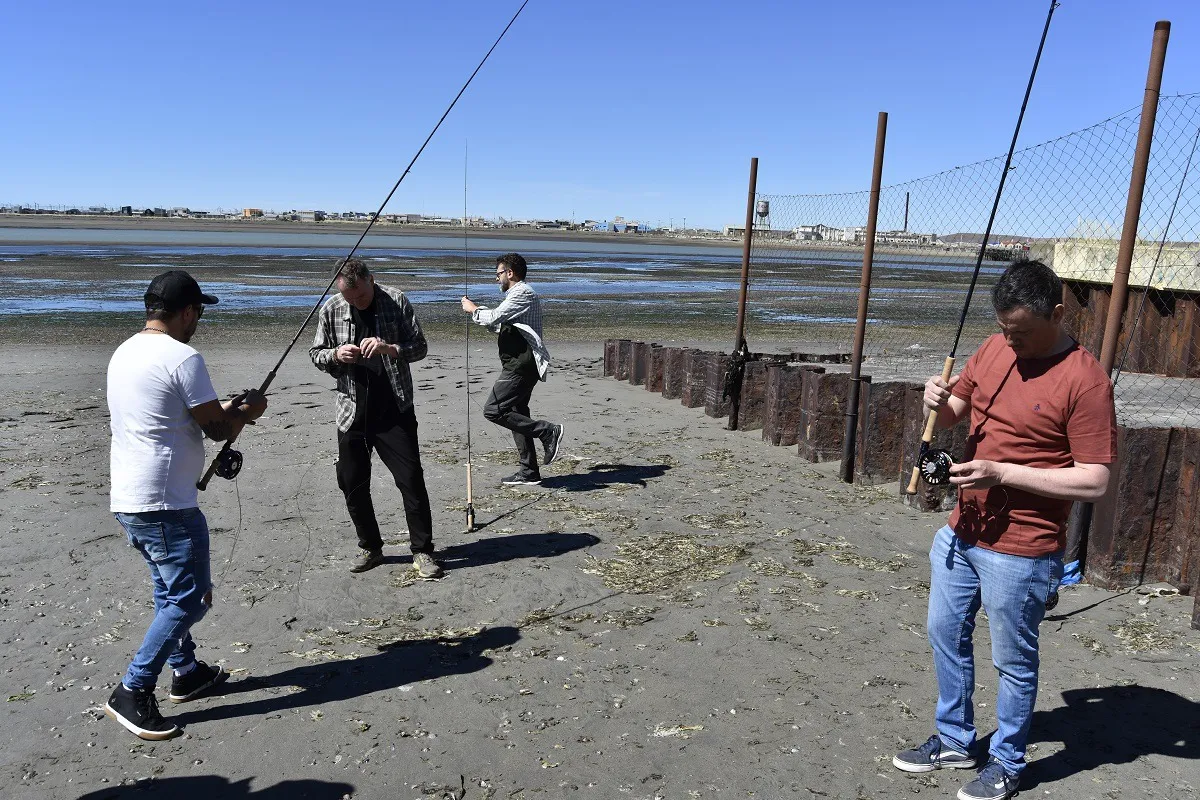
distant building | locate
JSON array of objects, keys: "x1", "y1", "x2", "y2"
[
  {"x1": 243, "y1": 208, "x2": 264, "y2": 218},
  {"x1": 297, "y1": 210, "x2": 326, "y2": 222}
]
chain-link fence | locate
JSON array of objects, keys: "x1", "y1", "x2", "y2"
[{"x1": 745, "y1": 92, "x2": 1200, "y2": 428}]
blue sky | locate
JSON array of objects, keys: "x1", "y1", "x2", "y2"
[{"x1": 4, "y1": 0, "x2": 1199, "y2": 229}]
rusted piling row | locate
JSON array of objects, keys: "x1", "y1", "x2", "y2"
[
  {"x1": 681, "y1": 350, "x2": 710, "y2": 409},
  {"x1": 763, "y1": 364, "x2": 815, "y2": 446},
  {"x1": 854, "y1": 378, "x2": 921, "y2": 486},
  {"x1": 644, "y1": 344, "x2": 666, "y2": 393},
  {"x1": 661, "y1": 347, "x2": 693, "y2": 400},
  {"x1": 1087, "y1": 427, "x2": 1200, "y2": 591},
  {"x1": 628, "y1": 341, "x2": 649, "y2": 386},
  {"x1": 704, "y1": 353, "x2": 732, "y2": 419}
]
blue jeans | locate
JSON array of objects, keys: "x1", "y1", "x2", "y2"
[
  {"x1": 927, "y1": 525, "x2": 1061, "y2": 776},
  {"x1": 115, "y1": 508, "x2": 212, "y2": 691}
]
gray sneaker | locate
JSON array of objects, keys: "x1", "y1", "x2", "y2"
[
  {"x1": 958, "y1": 760, "x2": 1018, "y2": 800},
  {"x1": 412, "y1": 552, "x2": 444, "y2": 580},
  {"x1": 349, "y1": 549, "x2": 384, "y2": 573},
  {"x1": 893, "y1": 734, "x2": 977, "y2": 773},
  {"x1": 541, "y1": 423, "x2": 564, "y2": 465}
]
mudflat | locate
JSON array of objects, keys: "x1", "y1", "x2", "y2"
[{"x1": 1, "y1": 330, "x2": 1197, "y2": 800}]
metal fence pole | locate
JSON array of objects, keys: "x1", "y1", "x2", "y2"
[
  {"x1": 1098, "y1": 20, "x2": 1170, "y2": 374},
  {"x1": 1067, "y1": 20, "x2": 1170, "y2": 580},
  {"x1": 840, "y1": 112, "x2": 888, "y2": 483},
  {"x1": 734, "y1": 157, "x2": 759, "y2": 353}
]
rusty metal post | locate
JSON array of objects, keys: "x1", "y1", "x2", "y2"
[
  {"x1": 1068, "y1": 20, "x2": 1170, "y2": 582},
  {"x1": 1098, "y1": 20, "x2": 1170, "y2": 375},
  {"x1": 733, "y1": 158, "x2": 759, "y2": 353},
  {"x1": 840, "y1": 112, "x2": 888, "y2": 483}
]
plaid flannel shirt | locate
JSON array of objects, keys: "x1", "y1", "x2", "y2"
[{"x1": 309, "y1": 283, "x2": 428, "y2": 431}]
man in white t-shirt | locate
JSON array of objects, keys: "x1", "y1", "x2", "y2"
[{"x1": 104, "y1": 270, "x2": 267, "y2": 741}]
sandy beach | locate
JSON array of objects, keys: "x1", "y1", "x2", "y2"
[{"x1": 1, "y1": 330, "x2": 1197, "y2": 800}]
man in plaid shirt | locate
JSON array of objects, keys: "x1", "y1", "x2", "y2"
[
  {"x1": 310, "y1": 258, "x2": 442, "y2": 579},
  {"x1": 461, "y1": 252, "x2": 564, "y2": 486}
]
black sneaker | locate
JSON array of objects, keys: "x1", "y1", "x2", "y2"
[
  {"x1": 958, "y1": 759, "x2": 1019, "y2": 800},
  {"x1": 104, "y1": 683, "x2": 181, "y2": 741},
  {"x1": 893, "y1": 734, "x2": 977, "y2": 773},
  {"x1": 541, "y1": 423, "x2": 565, "y2": 465},
  {"x1": 349, "y1": 549, "x2": 385, "y2": 573},
  {"x1": 501, "y1": 472, "x2": 542, "y2": 486},
  {"x1": 168, "y1": 660, "x2": 228, "y2": 703}
]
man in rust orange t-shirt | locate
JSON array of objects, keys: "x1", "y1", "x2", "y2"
[{"x1": 893, "y1": 261, "x2": 1117, "y2": 800}]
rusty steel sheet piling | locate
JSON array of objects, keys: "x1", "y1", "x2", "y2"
[
  {"x1": 1087, "y1": 425, "x2": 1200, "y2": 590},
  {"x1": 704, "y1": 353, "x2": 733, "y2": 419},
  {"x1": 798, "y1": 370, "x2": 854, "y2": 463},
  {"x1": 662, "y1": 347, "x2": 693, "y2": 400},
  {"x1": 733, "y1": 360, "x2": 771, "y2": 431},
  {"x1": 644, "y1": 344, "x2": 666, "y2": 393},
  {"x1": 629, "y1": 341, "x2": 649, "y2": 386},
  {"x1": 763, "y1": 364, "x2": 814, "y2": 446},
  {"x1": 681, "y1": 350, "x2": 711, "y2": 409},
  {"x1": 603, "y1": 338, "x2": 624, "y2": 377},
  {"x1": 614, "y1": 340, "x2": 635, "y2": 381},
  {"x1": 853, "y1": 378, "x2": 923, "y2": 486}
]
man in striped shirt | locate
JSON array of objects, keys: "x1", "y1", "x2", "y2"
[{"x1": 461, "y1": 252, "x2": 564, "y2": 486}]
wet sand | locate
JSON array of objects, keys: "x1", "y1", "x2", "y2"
[{"x1": 1, "y1": 331, "x2": 1198, "y2": 800}]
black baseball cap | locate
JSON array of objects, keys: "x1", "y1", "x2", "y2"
[{"x1": 144, "y1": 270, "x2": 219, "y2": 312}]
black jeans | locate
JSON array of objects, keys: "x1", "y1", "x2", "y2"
[
  {"x1": 483, "y1": 369, "x2": 552, "y2": 477},
  {"x1": 336, "y1": 407, "x2": 434, "y2": 554}
]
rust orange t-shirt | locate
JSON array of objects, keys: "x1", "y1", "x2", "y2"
[{"x1": 947, "y1": 333, "x2": 1117, "y2": 557}]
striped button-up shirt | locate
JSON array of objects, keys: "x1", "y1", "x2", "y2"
[
  {"x1": 309, "y1": 283, "x2": 428, "y2": 431},
  {"x1": 471, "y1": 280, "x2": 551, "y2": 378}
]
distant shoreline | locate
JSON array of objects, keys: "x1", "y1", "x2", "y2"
[{"x1": 0, "y1": 214, "x2": 741, "y2": 251}]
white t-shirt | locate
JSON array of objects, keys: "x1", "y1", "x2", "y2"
[{"x1": 108, "y1": 333, "x2": 219, "y2": 512}]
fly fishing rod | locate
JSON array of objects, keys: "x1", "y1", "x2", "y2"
[
  {"x1": 463, "y1": 141, "x2": 477, "y2": 533},
  {"x1": 198, "y1": 0, "x2": 531, "y2": 490},
  {"x1": 906, "y1": 0, "x2": 1058, "y2": 494}
]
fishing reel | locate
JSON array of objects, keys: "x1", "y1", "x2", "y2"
[
  {"x1": 213, "y1": 447, "x2": 244, "y2": 480},
  {"x1": 917, "y1": 448, "x2": 955, "y2": 486}
]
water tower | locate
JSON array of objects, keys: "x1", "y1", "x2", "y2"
[{"x1": 755, "y1": 199, "x2": 771, "y2": 235}]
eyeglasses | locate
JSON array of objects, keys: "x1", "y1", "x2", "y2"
[{"x1": 193, "y1": 304, "x2": 204, "y2": 319}]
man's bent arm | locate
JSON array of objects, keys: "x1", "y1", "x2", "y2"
[
  {"x1": 394, "y1": 295, "x2": 428, "y2": 363},
  {"x1": 472, "y1": 288, "x2": 530, "y2": 327},
  {"x1": 190, "y1": 396, "x2": 265, "y2": 442},
  {"x1": 952, "y1": 460, "x2": 1111, "y2": 503},
  {"x1": 999, "y1": 461, "x2": 1110, "y2": 502},
  {"x1": 310, "y1": 307, "x2": 344, "y2": 374}
]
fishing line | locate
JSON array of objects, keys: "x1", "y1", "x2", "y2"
[
  {"x1": 906, "y1": 0, "x2": 1059, "y2": 493},
  {"x1": 198, "y1": 0, "x2": 532, "y2": 491}
]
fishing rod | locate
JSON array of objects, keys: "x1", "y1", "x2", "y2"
[
  {"x1": 198, "y1": 0, "x2": 532, "y2": 490},
  {"x1": 905, "y1": 0, "x2": 1058, "y2": 494},
  {"x1": 463, "y1": 141, "x2": 477, "y2": 533}
]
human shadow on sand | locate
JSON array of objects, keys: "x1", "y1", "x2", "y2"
[
  {"x1": 171, "y1": 625, "x2": 520, "y2": 727},
  {"x1": 75, "y1": 776, "x2": 355, "y2": 799},
  {"x1": 438, "y1": 531, "x2": 600, "y2": 571},
  {"x1": 540, "y1": 463, "x2": 670, "y2": 492},
  {"x1": 1025, "y1": 684, "x2": 1200, "y2": 789},
  {"x1": 381, "y1": 531, "x2": 600, "y2": 571}
]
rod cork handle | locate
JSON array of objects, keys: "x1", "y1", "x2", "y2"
[
  {"x1": 905, "y1": 355, "x2": 956, "y2": 495},
  {"x1": 464, "y1": 462, "x2": 476, "y2": 533}
]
